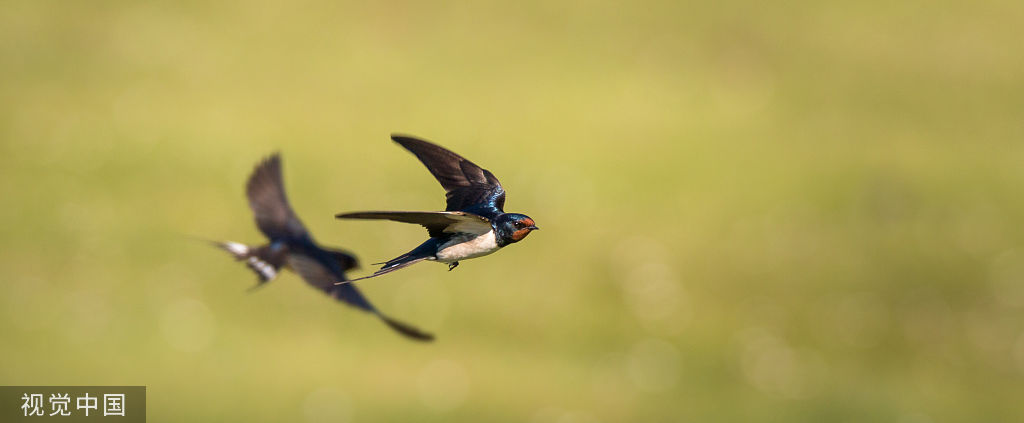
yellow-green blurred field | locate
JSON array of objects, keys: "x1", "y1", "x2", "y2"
[{"x1": 3, "y1": 0, "x2": 1024, "y2": 421}]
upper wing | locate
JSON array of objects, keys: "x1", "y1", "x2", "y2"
[
  {"x1": 335, "y1": 210, "x2": 493, "y2": 238},
  {"x1": 391, "y1": 135, "x2": 506, "y2": 215},
  {"x1": 246, "y1": 154, "x2": 308, "y2": 240},
  {"x1": 286, "y1": 253, "x2": 434, "y2": 341}
]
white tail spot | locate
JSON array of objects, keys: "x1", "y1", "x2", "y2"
[{"x1": 223, "y1": 242, "x2": 249, "y2": 256}]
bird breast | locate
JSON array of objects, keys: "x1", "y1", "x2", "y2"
[{"x1": 435, "y1": 231, "x2": 500, "y2": 262}]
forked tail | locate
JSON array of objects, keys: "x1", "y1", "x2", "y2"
[
  {"x1": 211, "y1": 241, "x2": 280, "y2": 284},
  {"x1": 335, "y1": 240, "x2": 439, "y2": 285}
]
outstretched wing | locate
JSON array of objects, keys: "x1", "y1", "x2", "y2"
[
  {"x1": 391, "y1": 135, "x2": 506, "y2": 215},
  {"x1": 286, "y1": 253, "x2": 434, "y2": 341},
  {"x1": 246, "y1": 154, "x2": 308, "y2": 240},
  {"x1": 326, "y1": 248, "x2": 360, "y2": 273},
  {"x1": 335, "y1": 210, "x2": 492, "y2": 238},
  {"x1": 287, "y1": 253, "x2": 373, "y2": 308}
]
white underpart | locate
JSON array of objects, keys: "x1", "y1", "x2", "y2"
[
  {"x1": 434, "y1": 230, "x2": 500, "y2": 263},
  {"x1": 246, "y1": 256, "x2": 277, "y2": 281},
  {"x1": 223, "y1": 241, "x2": 249, "y2": 256}
]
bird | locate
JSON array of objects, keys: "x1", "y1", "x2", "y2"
[
  {"x1": 210, "y1": 153, "x2": 434, "y2": 341},
  {"x1": 335, "y1": 134, "x2": 539, "y2": 284}
]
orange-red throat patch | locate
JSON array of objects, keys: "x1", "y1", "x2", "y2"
[{"x1": 512, "y1": 228, "x2": 532, "y2": 241}]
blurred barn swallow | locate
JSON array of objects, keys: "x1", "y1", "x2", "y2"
[
  {"x1": 335, "y1": 135, "x2": 538, "y2": 284},
  {"x1": 211, "y1": 153, "x2": 433, "y2": 341}
]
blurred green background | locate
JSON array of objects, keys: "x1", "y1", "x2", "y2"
[{"x1": 2, "y1": 0, "x2": 1024, "y2": 421}]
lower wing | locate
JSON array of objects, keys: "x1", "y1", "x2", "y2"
[
  {"x1": 336, "y1": 210, "x2": 491, "y2": 238},
  {"x1": 287, "y1": 253, "x2": 434, "y2": 341}
]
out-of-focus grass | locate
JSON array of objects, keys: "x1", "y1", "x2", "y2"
[{"x1": 2, "y1": 0, "x2": 1024, "y2": 421}]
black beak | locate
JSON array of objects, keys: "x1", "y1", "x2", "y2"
[{"x1": 527, "y1": 226, "x2": 540, "y2": 230}]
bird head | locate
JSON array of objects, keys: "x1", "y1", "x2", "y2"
[{"x1": 494, "y1": 213, "x2": 539, "y2": 246}]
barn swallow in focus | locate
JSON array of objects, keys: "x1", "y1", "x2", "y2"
[
  {"x1": 211, "y1": 153, "x2": 433, "y2": 341},
  {"x1": 335, "y1": 134, "x2": 538, "y2": 283}
]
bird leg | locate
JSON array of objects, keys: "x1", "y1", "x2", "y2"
[{"x1": 448, "y1": 262, "x2": 459, "y2": 271}]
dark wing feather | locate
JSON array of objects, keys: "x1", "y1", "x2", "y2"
[
  {"x1": 391, "y1": 135, "x2": 506, "y2": 215},
  {"x1": 246, "y1": 154, "x2": 308, "y2": 240},
  {"x1": 287, "y1": 253, "x2": 373, "y2": 308},
  {"x1": 286, "y1": 253, "x2": 434, "y2": 341},
  {"x1": 379, "y1": 316, "x2": 435, "y2": 341},
  {"x1": 326, "y1": 248, "x2": 360, "y2": 272},
  {"x1": 335, "y1": 210, "x2": 492, "y2": 238}
]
